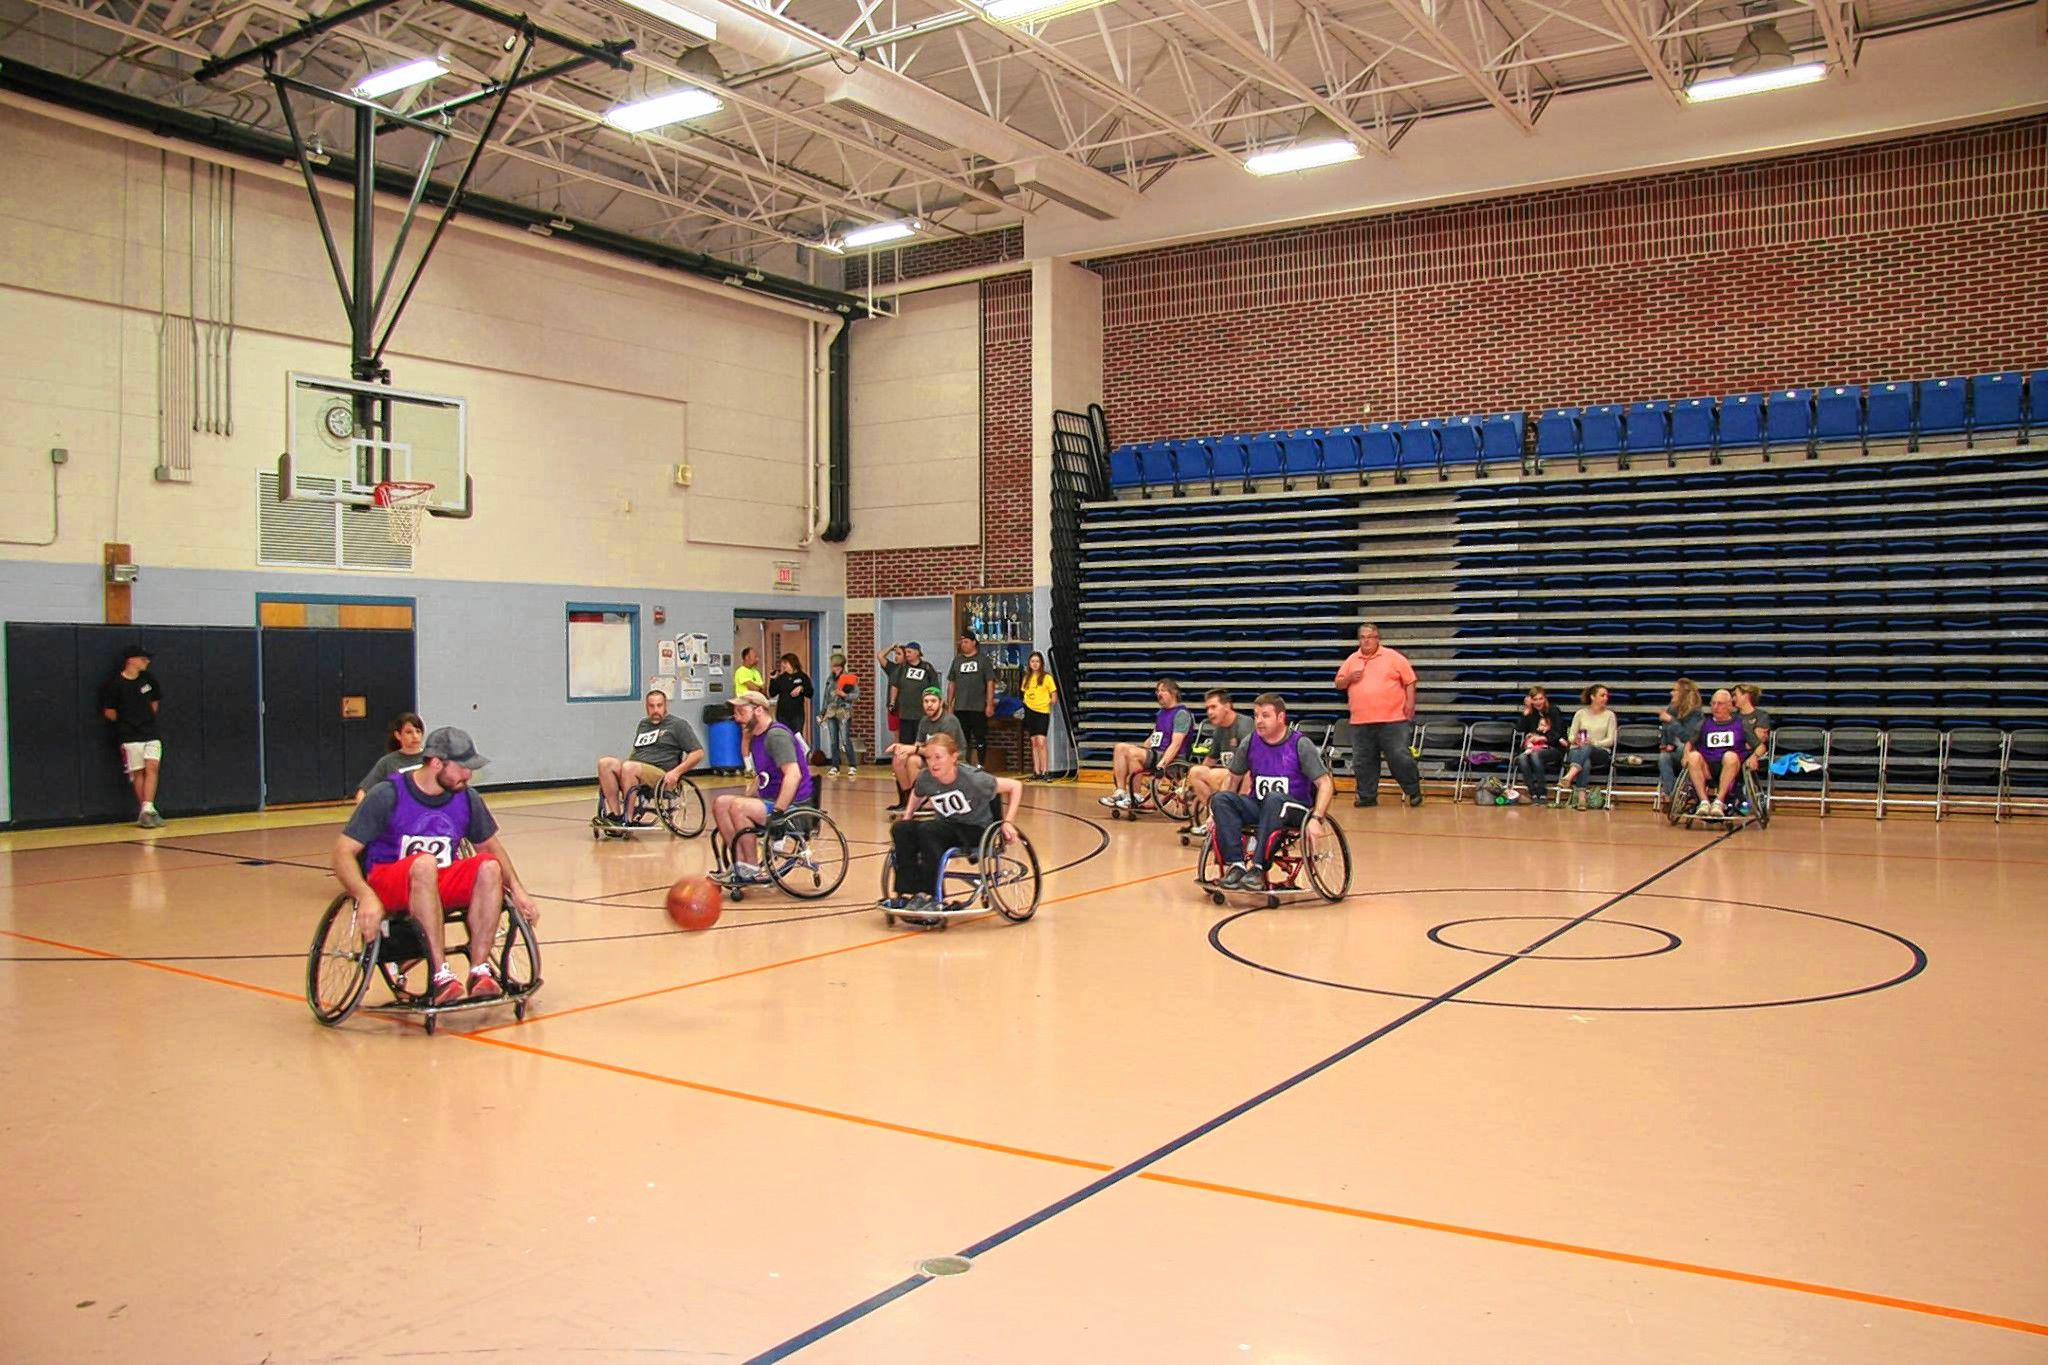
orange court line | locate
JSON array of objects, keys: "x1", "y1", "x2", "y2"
[
  {"x1": 462, "y1": 1031, "x2": 1117, "y2": 1173},
  {"x1": 0, "y1": 927, "x2": 301, "y2": 1003},
  {"x1": 1139, "y1": 1172, "x2": 2048, "y2": 1337},
  {"x1": 474, "y1": 930, "x2": 923, "y2": 1032},
  {"x1": 1040, "y1": 864, "x2": 1192, "y2": 905}
]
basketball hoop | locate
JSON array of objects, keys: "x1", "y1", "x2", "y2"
[{"x1": 372, "y1": 481, "x2": 435, "y2": 546}]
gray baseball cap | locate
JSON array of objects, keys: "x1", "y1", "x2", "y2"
[{"x1": 421, "y1": 726, "x2": 489, "y2": 769}]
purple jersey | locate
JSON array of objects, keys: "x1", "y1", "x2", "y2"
[
  {"x1": 1244, "y1": 728, "x2": 1316, "y2": 806},
  {"x1": 751, "y1": 721, "x2": 816, "y2": 806},
  {"x1": 361, "y1": 775, "x2": 472, "y2": 871},
  {"x1": 1147, "y1": 706, "x2": 1192, "y2": 757},
  {"x1": 1693, "y1": 714, "x2": 1750, "y2": 761}
]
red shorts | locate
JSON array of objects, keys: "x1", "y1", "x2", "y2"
[{"x1": 365, "y1": 853, "x2": 497, "y2": 911}]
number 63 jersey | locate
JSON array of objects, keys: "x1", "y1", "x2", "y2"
[{"x1": 348, "y1": 771, "x2": 500, "y2": 871}]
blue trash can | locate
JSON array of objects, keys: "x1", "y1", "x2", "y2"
[{"x1": 707, "y1": 719, "x2": 743, "y2": 773}]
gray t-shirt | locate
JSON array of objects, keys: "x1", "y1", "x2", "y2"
[
  {"x1": 1194, "y1": 713, "x2": 1256, "y2": 766},
  {"x1": 1226, "y1": 731, "x2": 1331, "y2": 782},
  {"x1": 1739, "y1": 707, "x2": 1773, "y2": 746},
  {"x1": 343, "y1": 773, "x2": 498, "y2": 848},
  {"x1": 948, "y1": 653, "x2": 991, "y2": 712},
  {"x1": 894, "y1": 660, "x2": 939, "y2": 720},
  {"x1": 915, "y1": 712, "x2": 966, "y2": 749},
  {"x1": 628, "y1": 714, "x2": 700, "y2": 770},
  {"x1": 356, "y1": 750, "x2": 423, "y2": 796},
  {"x1": 913, "y1": 763, "x2": 1002, "y2": 827}
]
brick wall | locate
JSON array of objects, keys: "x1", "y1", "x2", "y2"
[
  {"x1": 846, "y1": 609, "x2": 876, "y2": 760},
  {"x1": 1092, "y1": 116, "x2": 2048, "y2": 443},
  {"x1": 846, "y1": 226, "x2": 1024, "y2": 290},
  {"x1": 845, "y1": 272, "x2": 1034, "y2": 755}
]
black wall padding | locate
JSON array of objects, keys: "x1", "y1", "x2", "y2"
[
  {"x1": 262, "y1": 628, "x2": 416, "y2": 805},
  {"x1": 5, "y1": 623, "x2": 262, "y2": 826}
]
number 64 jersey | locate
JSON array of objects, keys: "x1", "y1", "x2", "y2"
[{"x1": 349, "y1": 771, "x2": 499, "y2": 870}]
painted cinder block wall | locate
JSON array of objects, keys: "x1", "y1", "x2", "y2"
[{"x1": 1092, "y1": 115, "x2": 2048, "y2": 444}]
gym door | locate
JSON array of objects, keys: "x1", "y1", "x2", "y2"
[
  {"x1": 735, "y1": 615, "x2": 814, "y2": 726},
  {"x1": 260, "y1": 628, "x2": 416, "y2": 804}
]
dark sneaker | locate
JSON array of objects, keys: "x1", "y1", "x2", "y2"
[
  {"x1": 1406, "y1": 793, "x2": 1425, "y2": 807},
  {"x1": 879, "y1": 897, "x2": 906, "y2": 911},
  {"x1": 1352, "y1": 796, "x2": 1378, "y2": 807},
  {"x1": 429, "y1": 970, "x2": 465, "y2": 1006},
  {"x1": 1219, "y1": 863, "x2": 1249, "y2": 890},
  {"x1": 466, "y1": 965, "x2": 503, "y2": 1001}
]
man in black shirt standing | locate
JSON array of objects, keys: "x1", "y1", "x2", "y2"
[
  {"x1": 946, "y1": 633, "x2": 995, "y2": 765},
  {"x1": 99, "y1": 643, "x2": 165, "y2": 828}
]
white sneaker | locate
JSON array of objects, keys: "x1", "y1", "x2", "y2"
[
  {"x1": 1185, "y1": 820, "x2": 1209, "y2": 836},
  {"x1": 1707, "y1": 799, "x2": 1725, "y2": 818},
  {"x1": 1694, "y1": 798, "x2": 1712, "y2": 816},
  {"x1": 1098, "y1": 793, "x2": 1122, "y2": 808}
]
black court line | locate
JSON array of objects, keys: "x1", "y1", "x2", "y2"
[{"x1": 744, "y1": 830, "x2": 1736, "y2": 1363}]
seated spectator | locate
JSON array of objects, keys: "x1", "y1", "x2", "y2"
[
  {"x1": 1732, "y1": 684, "x2": 1772, "y2": 769},
  {"x1": 355, "y1": 711, "x2": 425, "y2": 803},
  {"x1": 1558, "y1": 684, "x2": 1618, "y2": 808},
  {"x1": 1512, "y1": 685, "x2": 1567, "y2": 801},
  {"x1": 1657, "y1": 678, "x2": 1703, "y2": 805}
]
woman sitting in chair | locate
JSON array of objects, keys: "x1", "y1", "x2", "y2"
[{"x1": 882, "y1": 732, "x2": 1022, "y2": 917}]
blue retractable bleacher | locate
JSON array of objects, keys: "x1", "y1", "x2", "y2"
[
  {"x1": 1321, "y1": 425, "x2": 1363, "y2": 483},
  {"x1": 1866, "y1": 382, "x2": 1912, "y2": 445},
  {"x1": 1536, "y1": 407, "x2": 1580, "y2": 467},
  {"x1": 1209, "y1": 434, "x2": 1249, "y2": 491},
  {"x1": 1182, "y1": 438, "x2": 1219, "y2": 492},
  {"x1": 1362, "y1": 422, "x2": 1400, "y2": 478},
  {"x1": 1917, "y1": 377, "x2": 1967, "y2": 442},
  {"x1": 1623, "y1": 401, "x2": 1670, "y2": 464},
  {"x1": 1718, "y1": 393, "x2": 1763, "y2": 457},
  {"x1": 1481, "y1": 412, "x2": 1524, "y2": 472},
  {"x1": 1972, "y1": 372, "x2": 2022, "y2": 442},
  {"x1": 2029, "y1": 370, "x2": 2048, "y2": 437},
  {"x1": 1109, "y1": 443, "x2": 1142, "y2": 489},
  {"x1": 1137, "y1": 441, "x2": 1177, "y2": 496},
  {"x1": 1399, "y1": 419, "x2": 1442, "y2": 477},
  {"x1": 1669, "y1": 397, "x2": 1714, "y2": 453},
  {"x1": 1440, "y1": 416, "x2": 1482, "y2": 472},
  {"x1": 1578, "y1": 404, "x2": 1623, "y2": 467},
  {"x1": 1243, "y1": 432, "x2": 1284, "y2": 484},
  {"x1": 1814, "y1": 386, "x2": 1862, "y2": 447},
  {"x1": 1766, "y1": 387, "x2": 1815, "y2": 456},
  {"x1": 1280, "y1": 429, "x2": 1323, "y2": 485}
]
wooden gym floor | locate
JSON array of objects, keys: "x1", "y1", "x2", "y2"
[{"x1": 1, "y1": 775, "x2": 2043, "y2": 1364}]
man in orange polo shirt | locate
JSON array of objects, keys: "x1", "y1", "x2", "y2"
[{"x1": 1334, "y1": 622, "x2": 1422, "y2": 807}]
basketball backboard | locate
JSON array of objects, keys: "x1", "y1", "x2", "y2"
[{"x1": 279, "y1": 372, "x2": 471, "y2": 516}]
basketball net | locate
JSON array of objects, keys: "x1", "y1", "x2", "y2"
[{"x1": 372, "y1": 481, "x2": 435, "y2": 547}]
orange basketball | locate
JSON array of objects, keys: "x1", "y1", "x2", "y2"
[{"x1": 665, "y1": 876, "x2": 722, "y2": 932}]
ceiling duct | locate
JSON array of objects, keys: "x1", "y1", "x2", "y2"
[{"x1": 820, "y1": 94, "x2": 958, "y2": 152}]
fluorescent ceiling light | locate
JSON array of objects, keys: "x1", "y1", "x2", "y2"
[
  {"x1": 1244, "y1": 137, "x2": 1361, "y2": 176},
  {"x1": 354, "y1": 57, "x2": 449, "y2": 100},
  {"x1": 1684, "y1": 61, "x2": 1826, "y2": 102},
  {"x1": 619, "y1": 0, "x2": 717, "y2": 41},
  {"x1": 982, "y1": 0, "x2": 1116, "y2": 23},
  {"x1": 838, "y1": 219, "x2": 920, "y2": 249},
  {"x1": 602, "y1": 87, "x2": 723, "y2": 132}
]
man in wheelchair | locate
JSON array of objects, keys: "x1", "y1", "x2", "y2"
[
  {"x1": 332, "y1": 727, "x2": 540, "y2": 1006},
  {"x1": 883, "y1": 731, "x2": 1023, "y2": 916},
  {"x1": 1208, "y1": 694, "x2": 1335, "y2": 891},
  {"x1": 886, "y1": 687, "x2": 965, "y2": 813},
  {"x1": 1100, "y1": 677, "x2": 1194, "y2": 811},
  {"x1": 595, "y1": 689, "x2": 705, "y2": 829},
  {"x1": 712, "y1": 689, "x2": 817, "y2": 887},
  {"x1": 1681, "y1": 689, "x2": 1754, "y2": 819}
]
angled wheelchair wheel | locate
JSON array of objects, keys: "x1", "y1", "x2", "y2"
[
  {"x1": 1303, "y1": 818, "x2": 1352, "y2": 902},
  {"x1": 1193, "y1": 829, "x2": 1225, "y2": 905},
  {"x1": 1743, "y1": 768, "x2": 1772, "y2": 830},
  {"x1": 1149, "y1": 764, "x2": 1195, "y2": 822},
  {"x1": 491, "y1": 899, "x2": 543, "y2": 1018},
  {"x1": 979, "y1": 825, "x2": 1041, "y2": 922},
  {"x1": 307, "y1": 894, "x2": 377, "y2": 1026},
  {"x1": 766, "y1": 810, "x2": 849, "y2": 900},
  {"x1": 1665, "y1": 772, "x2": 1699, "y2": 828},
  {"x1": 657, "y1": 778, "x2": 706, "y2": 838}
]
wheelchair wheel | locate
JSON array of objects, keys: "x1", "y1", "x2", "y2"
[
  {"x1": 656, "y1": 778, "x2": 706, "y2": 838},
  {"x1": 491, "y1": 899, "x2": 543, "y2": 1015},
  {"x1": 1193, "y1": 830, "x2": 1225, "y2": 904},
  {"x1": 306, "y1": 894, "x2": 377, "y2": 1026},
  {"x1": 1665, "y1": 772, "x2": 1699, "y2": 828},
  {"x1": 980, "y1": 825, "x2": 1041, "y2": 922},
  {"x1": 765, "y1": 810, "x2": 849, "y2": 900},
  {"x1": 1743, "y1": 767, "x2": 1772, "y2": 830},
  {"x1": 1303, "y1": 818, "x2": 1351, "y2": 902},
  {"x1": 1148, "y1": 764, "x2": 1194, "y2": 822}
]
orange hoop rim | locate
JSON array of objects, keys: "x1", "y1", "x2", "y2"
[{"x1": 372, "y1": 480, "x2": 436, "y2": 508}]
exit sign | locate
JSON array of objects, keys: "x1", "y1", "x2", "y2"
[{"x1": 773, "y1": 560, "x2": 799, "y2": 591}]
